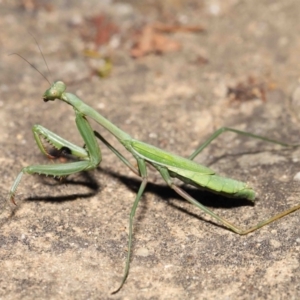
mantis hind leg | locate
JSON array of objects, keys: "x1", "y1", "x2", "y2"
[
  {"x1": 184, "y1": 127, "x2": 300, "y2": 231},
  {"x1": 9, "y1": 111, "x2": 102, "y2": 204},
  {"x1": 158, "y1": 166, "x2": 300, "y2": 235},
  {"x1": 188, "y1": 126, "x2": 299, "y2": 160}
]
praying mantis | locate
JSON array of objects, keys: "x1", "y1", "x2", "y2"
[{"x1": 8, "y1": 71, "x2": 300, "y2": 293}]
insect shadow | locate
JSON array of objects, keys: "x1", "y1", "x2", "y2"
[{"x1": 25, "y1": 171, "x2": 100, "y2": 203}]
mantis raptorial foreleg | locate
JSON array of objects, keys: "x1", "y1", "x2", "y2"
[
  {"x1": 33, "y1": 124, "x2": 89, "y2": 159},
  {"x1": 9, "y1": 111, "x2": 101, "y2": 203}
]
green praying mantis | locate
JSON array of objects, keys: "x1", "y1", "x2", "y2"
[{"x1": 8, "y1": 55, "x2": 300, "y2": 293}]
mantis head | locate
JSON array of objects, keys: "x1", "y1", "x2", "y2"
[{"x1": 43, "y1": 81, "x2": 66, "y2": 102}]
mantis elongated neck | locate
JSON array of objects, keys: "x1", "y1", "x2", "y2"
[{"x1": 63, "y1": 92, "x2": 132, "y2": 142}]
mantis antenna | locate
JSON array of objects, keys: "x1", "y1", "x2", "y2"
[{"x1": 8, "y1": 32, "x2": 52, "y2": 85}]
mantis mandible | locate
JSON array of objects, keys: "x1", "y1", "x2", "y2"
[{"x1": 8, "y1": 79, "x2": 300, "y2": 293}]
